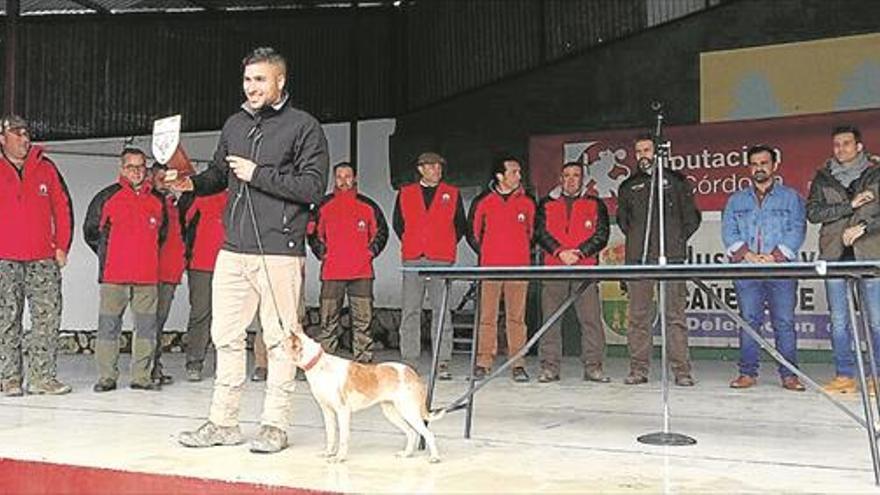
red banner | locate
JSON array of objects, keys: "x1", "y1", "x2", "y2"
[{"x1": 529, "y1": 108, "x2": 880, "y2": 213}]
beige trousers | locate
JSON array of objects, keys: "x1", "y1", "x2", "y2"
[{"x1": 207, "y1": 250, "x2": 304, "y2": 429}]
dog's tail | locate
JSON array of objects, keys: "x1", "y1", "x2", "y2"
[{"x1": 425, "y1": 407, "x2": 447, "y2": 423}]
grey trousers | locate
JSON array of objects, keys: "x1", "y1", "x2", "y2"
[
  {"x1": 153, "y1": 281, "x2": 178, "y2": 373},
  {"x1": 185, "y1": 270, "x2": 213, "y2": 371},
  {"x1": 399, "y1": 259, "x2": 454, "y2": 365}
]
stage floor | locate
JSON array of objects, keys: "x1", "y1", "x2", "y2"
[{"x1": 0, "y1": 351, "x2": 877, "y2": 494}]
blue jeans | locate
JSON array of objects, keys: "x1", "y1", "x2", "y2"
[
  {"x1": 826, "y1": 278, "x2": 880, "y2": 378},
  {"x1": 734, "y1": 279, "x2": 798, "y2": 378}
]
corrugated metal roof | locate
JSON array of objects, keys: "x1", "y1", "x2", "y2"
[{"x1": 0, "y1": 0, "x2": 396, "y2": 15}]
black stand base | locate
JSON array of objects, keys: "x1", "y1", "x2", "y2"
[{"x1": 637, "y1": 432, "x2": 697, "y2": 446}]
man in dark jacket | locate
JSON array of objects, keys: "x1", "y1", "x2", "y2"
[
  {"x1": 0, "y1": 114, "x2": 73, "y2": 396},
  {"x1": 393, "y1": 151, "x2": 466, "y2": 379},
  {"x1": 536, "y1": 162, "x2": 610, "y2": 383},
  {"x1": 617, "y1": 134, "x2": 701, "y2": 386},
  {"x1": 84, "y1": 147, "x2": 167, "y2": 393},
  {"x1": 308, "y1": 162, "x2": 388, "y2": 363},
  {"x1": 807, "y1": 125, "x2": 880, "y2": 395},
  {"x1": 176, "y1": 47, "x2": 329, "y2": 454}
]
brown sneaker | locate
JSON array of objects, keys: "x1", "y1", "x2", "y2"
[
  {"x1": 822, "y1": 375, "x2": 857, "y2": 394},
  {"x1": 584, "y1": 368, "x2": 611, "y2": 383},
  {"x1": 250, "y1": 367, "x2": 267, "y2": 382},
  {"x1": 537, "y1": 368, "x2": 560, "y2": 383},
  {"x1": 179, "y1": 421, "x2": 244, "y2": 448},
  {"x1": 623, "y1": 373, "x2": 648, "y2": 385},
  {"x1": 782, "y1": 376, "x2": 805, "y2": 392},
  {"x1": 437, "y1": 362, "x2": 452, "y2": 381},
  {"x1": 1, "y1": 377, "x2": 23, "y2": 397},
  {"x1": 729, "y1": 375, "x2": 757, "y2": 389},
  {"x1": 249, "y1": 425, "x2": 289, "y2": 454},
  {"x1": 674, "y1": 375, "x2": 696, "y2": 387},
  {"x1": 27, "y1": 378, "x2": 72, "y2": 395}
]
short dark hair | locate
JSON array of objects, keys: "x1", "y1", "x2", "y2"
[
  {"x1": 634, "y1": 132, "x2": 654, "y2": 145},
  {"x1": 491, "y1": 154, "x2": 522, "y2": 178},
  {"x1": 333, "y1": 161, "x2": 355, "y2": 175},
  {"x1": 746, "y1": 144, "x2": 779, "y2": 164},
  {"x1": 120, "y1": 147, "x2": 147, "y2": 162},
  {"x1": 833, "y1": 125, "x2": 862, "y2": 143},
  {"x1": 242, "y1": 47, "x2": 287, "y2": 76},
  {"x1": 561, "y1": 161, "x2": 583, "y2": 172}
]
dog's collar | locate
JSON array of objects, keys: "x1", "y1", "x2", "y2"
[{"x1": 301, "y1": 347, "x2": 324, "y2": 372}]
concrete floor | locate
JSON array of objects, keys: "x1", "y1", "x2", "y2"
[{"x1": 0, "y1": 351, "x2": 877, "y2": 494}]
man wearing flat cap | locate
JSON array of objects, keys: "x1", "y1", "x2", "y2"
[
  {"x1": 392, "y1": 151, "x2": 467, "y2": 379},
  {"x1": 0, "y1": 114, "x2": 74, "y2": 396}
]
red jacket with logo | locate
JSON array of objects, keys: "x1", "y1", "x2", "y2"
[
  {"x1": 83, "y1": 178, "x2": 167, "y2": 284},
  {"x1": 0, "y1": 146, "x2": 73, "y2": 261},
  {"x1": 307, "y1": 188, "x2": 388, "y2": 281},
  {"x1": 536, "y1": 191, "x2": 610, "y2": 266},
  {"x1": 158, "y1": 195, "x2": 186, "y2": 284},
  {"x1": 184, "y1": 191, "x2": 227, "y2": 272},
  {"x1": 394, "y1": 182, "x2": 463, "y2": 262},
  {"x1": 467, "y1": 185, "x2": 536, "y2": 266}
]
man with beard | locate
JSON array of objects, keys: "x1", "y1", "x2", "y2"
[
  {"x1": 308, "y1": 162, "x2": 388, "y2": 363},
  {"x1": 617, "y1": 134, "x2": 701, "y2": 386},
  {"x1": 723, "y1": 145, "x2": 806, "y2": 391},
  {"x1": 807, "y1": 125, "x2": 880, "y2": 394}
]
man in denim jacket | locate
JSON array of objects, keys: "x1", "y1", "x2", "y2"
[{"x1": 722, "y1": 144, "x2": 806, "y2": 391}]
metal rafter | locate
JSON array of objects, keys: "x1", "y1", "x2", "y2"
[
  {"x1": 69, "y1": 0, "x2": 112, "y2": 14},
  {"x1": 186, "y1": 1, "x2": 219, "y2": 11}
]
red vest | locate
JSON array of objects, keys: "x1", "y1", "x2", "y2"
[
  {"x1": 399, "y1": 182, "x2": 459, "y2": 262},
  {"x1": 186, "y1": 191, "x2": 227, "y2": 272},
  {"x1": 0, "y1": 146, "x2": 73, "y2": 261},
  {"x1": 158, "y1": 195, "x2": 186, "y2": 283},
  {"x1": 541, "y1": 195, "x2": 600, "y2": 266},
  {"x1": 470, "y1": 187, "x2": 535, "y2": 267}
]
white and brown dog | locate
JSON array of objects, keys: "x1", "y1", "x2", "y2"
[{"x1": 289, "y1": 333, "x2": 444, "y2": 463}]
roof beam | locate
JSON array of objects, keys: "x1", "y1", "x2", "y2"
[
  {"x1": 187, "y1": 1, "x2": 220, "y2": 11},
  {"x1": 69, "y1": 0, "x2": 112, "y2": 14}
]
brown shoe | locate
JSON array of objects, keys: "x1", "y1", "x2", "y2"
[
  {"x1": 822, "y1": 375, "x2": 857, "y2": 394},
  {"x1": 623, "y1": 373, "x2": 648, "y2": 385},
  {"x1": 674, "y1": 375, "x2": 696, "y2": 387},
  {"x1": 729, "y1": 375, "x2": 757, "y2": 389},
  {"x1": 782, "y1": 376, "x2": 805, "y2": 392},
  {"x1": 1, "y1": 377, "x2": 23, "y2": 397},
  {"x1": 583, "y1": 368, "x2": 611, "y2": 383},
  {"x1": 538, "y1": 368, "x2": 560, "y2": 383}
]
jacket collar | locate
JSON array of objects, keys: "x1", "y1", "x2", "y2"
[{"x1": 241, "y1": 92, "x2": 290, "y2": 117}]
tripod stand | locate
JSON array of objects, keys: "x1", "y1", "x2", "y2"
[{"x1": 635, "y1": 104, "x2": 697, "y2": 446}]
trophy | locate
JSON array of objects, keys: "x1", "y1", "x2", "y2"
[{"x1": 152, "y1": 115, "x2": 194, "y2": 182}]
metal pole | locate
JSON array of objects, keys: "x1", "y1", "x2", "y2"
[
  {"x1": 464, "y1": 282, "x2": 482, "y2": 438},
  {"x1": 855, "y1": 281, "x2": 880, "y2": 411},
  {"x1": 693, "y1": 279, "x2": 868, "y2": 427},
  {"x1": 847, "y1": 278, "x2": 880, "y2": 485},
  {"x1": 637, "y1": 134, "x2": 696, "y2": 446},
  {"x1": 425, "y1": 278, "x2": 450, "y2": 410},
  {"x1": 447, "y1": 280, "x2": 590, "y2": 420},
  {"x1": 4, "y1": 0, "x2": 20, "y2": 115}
]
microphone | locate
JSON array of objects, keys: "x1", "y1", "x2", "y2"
[{"x1": 650, "y1": 100, "x2": 663, "y2": 112}]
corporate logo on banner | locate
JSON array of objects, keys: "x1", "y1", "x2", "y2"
[{"x1": 529, "y1": 108, "x2": 880, "y2": 348}]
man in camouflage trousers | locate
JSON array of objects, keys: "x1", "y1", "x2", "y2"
[{"x1": 0, "y1": 114, "x2": 74, "y2": 396}]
